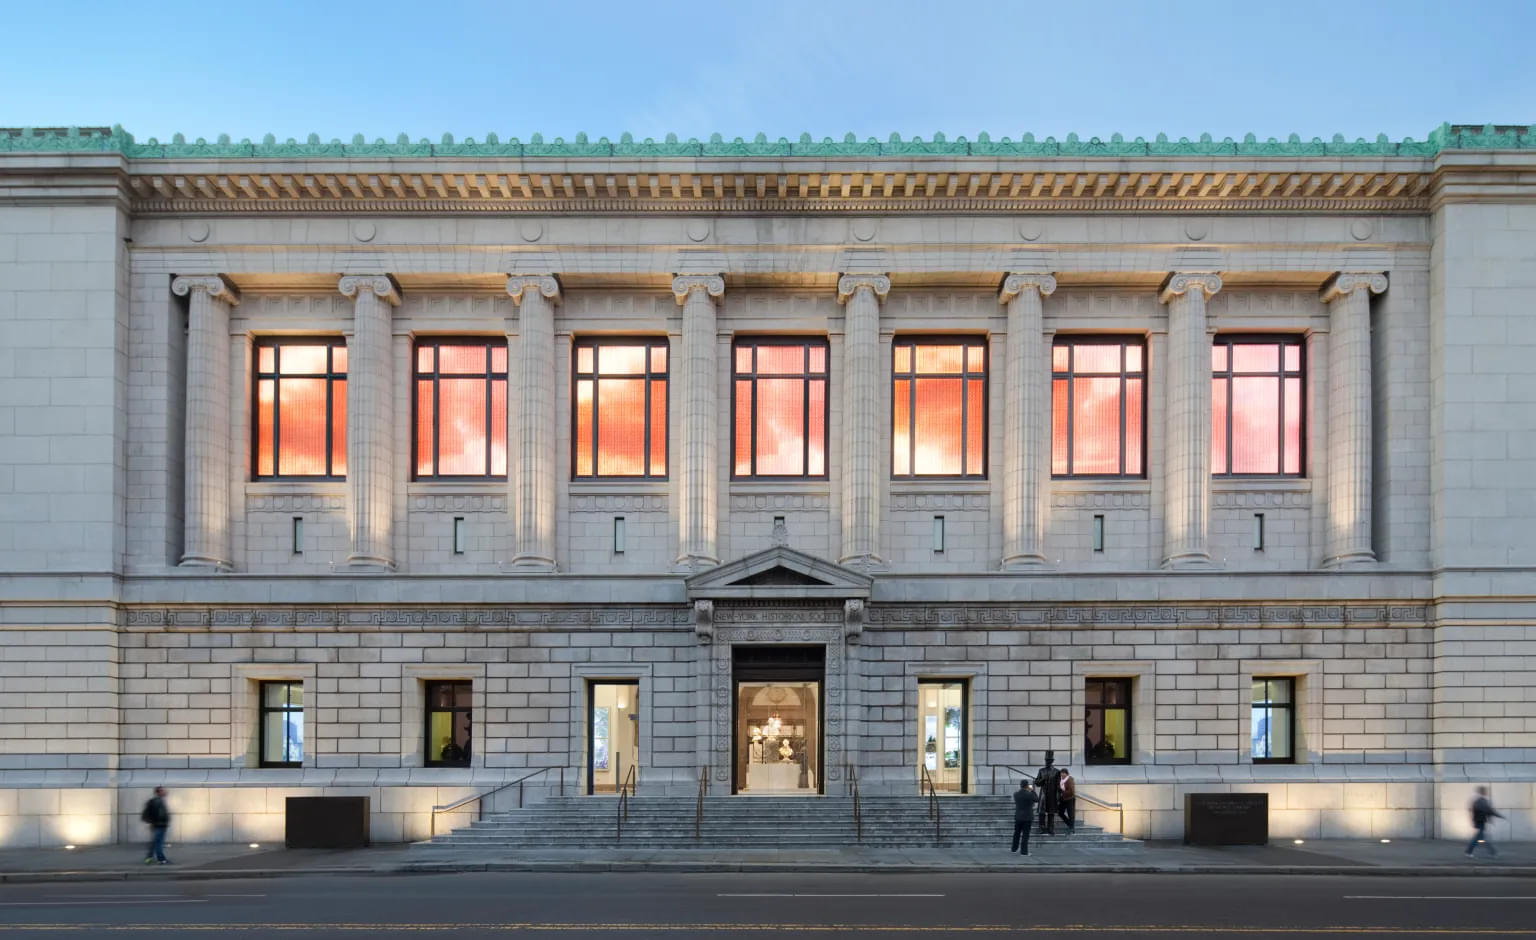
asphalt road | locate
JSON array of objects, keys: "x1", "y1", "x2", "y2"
[{"x1": 0, "y1": 871, "x2": 1533, "y2": 937}]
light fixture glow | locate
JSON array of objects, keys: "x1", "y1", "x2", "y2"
[
  {"x1": 1380, "y1": 839, "x2": 1391, "y2": 844},
  {"x1": 249, "y1": 843, "x2": 261, "y2": 849},
  {"x1": 1293, "y1": 839, "x2": 1305, "y2": 845},
  {"x1": 64, "y1": 844, "x2": 76, "y2": 850}
]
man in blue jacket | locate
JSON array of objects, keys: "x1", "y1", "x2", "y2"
[
  {"x1": 141, "y1": 787, "x2": 171, "y2": 865},
  {"x1": 1012, "y1": 780, "x2": 1039, "y2": 856}
]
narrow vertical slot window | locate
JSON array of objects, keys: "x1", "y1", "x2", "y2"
[
  {"x1": 452, "y1": 517, "x2": 466, "y2": 555},
  {"x1": 932, "y1": 515, "x2": 945, "y2": 554},
  {"x1": 1092, "y1": 515, "x2": 1105, "y2": 553},
  {"x1": 291, "y1": 517, "x2": 303, "y2": 555},
  {"x1": 613, "y1": 516, "x2": 626, "y2": 555},
  {"x1": 1254, "y1": 513, "x2": 1266, "y2": 551}
]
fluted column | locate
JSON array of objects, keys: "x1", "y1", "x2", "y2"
[
  {"x1": 1321, "y1": 272, "x2": 1386, "y2": 567},
  {"x1": 506, "y1": 276, "x2": 562, "y2": 570},
  {"x1": 672, "y1": 275, "x2": 725, "y2": 570},
  {"x1": 836, "y1": 274, "x2": 889, "y2": 569},
  {"x1": 171, "y1": 275, "x2": 239, "y2": 568},
  {"x1": 999, "y1": 274, "x2": 1056, "y2": 569},
  {"x1": 338, "y1": 275, "x2": 400, "y2": 569},
  {"x1": 1158, "y1": 272, "x2": 1222, "y2": 569}
]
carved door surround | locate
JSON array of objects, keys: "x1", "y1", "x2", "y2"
[{"x1": 684, "y1": 546, "x2": 872, "y2": 787}]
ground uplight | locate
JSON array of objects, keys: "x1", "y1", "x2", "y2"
[
  {"x1": 249, "y1": 843, "x2": 261, "y2": 849},
  {"x1": 64, "y1": 844, "x2": 76, "y2": 850},
  {"x1": 1293, "y1": 839, "x2": 1305, "y2": 845}
]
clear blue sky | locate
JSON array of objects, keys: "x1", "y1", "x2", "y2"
[{"x1": 6, "y1": 0, "x2": 1531, "y2": 143}]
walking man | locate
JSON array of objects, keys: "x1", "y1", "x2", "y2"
[
  {"x1": 141, "y1": 786, "x2": 171, "y2": 865},
  {"x1": 1034, "y1": 751, "x2": 1061, "y2": 835},
  {"x1": 1466, "y1": 786, "x2": 1504, "y2": 858},
  {"x1": 1012, "y1": 779, "x2": 1039, "y2": 856},
  {"x1": 1057, "y1": 765, "x2": 1076, "y2": 833}
]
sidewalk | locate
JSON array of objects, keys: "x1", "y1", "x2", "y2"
[{"x1": 1, "y1": 839, "x2": 1532, "y2": 883}]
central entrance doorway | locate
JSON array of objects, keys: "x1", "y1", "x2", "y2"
[{"x1": 732, "y1": 645, "x2": 824, "y2": 795}]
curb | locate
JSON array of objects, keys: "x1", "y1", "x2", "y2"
[{"x1": 5, "y1": 862, "x2": 1536, "y2": 883}]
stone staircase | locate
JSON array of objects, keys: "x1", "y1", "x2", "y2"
[{"x1": 419, "y1": 794, "x2": 1138, "y2": 850}]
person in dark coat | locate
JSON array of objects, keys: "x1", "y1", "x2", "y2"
[
  {"x1": 1466, "y1": 786, "x2": 1504, "y2": 857},
  {"x1": 1034, "y1": 751, "x2": 1061, "y2": 835},
  {"x1": 1012, "y1": 780, "x2": 1039, "y2": 856},
  {"x1": 1056, "y1": 765, "x2": 1077, "y2": 833},
  {"x1": 141, "y1": 786, "x2": 171, "y2": 865}
]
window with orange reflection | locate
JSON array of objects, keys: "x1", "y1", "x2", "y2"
[
  {"x1": 731, "y1": 339, "x2": 829, "y2": 478},
  {"x1": 892, "y1": 339, "x2": 986, "y2": 478},
  {"x1": 1211, "y1": 337, "x2": 1304, "y2": 477},
  {"x1": 1050, "y1": 338, "x2": 1146, "y2": 478},
  {"x1": 413, "y1": 338, "x2": 508, "y2": 479},
  {"x1": 254, "y1": 340, "x2": 347, "y2": 479},
  {"x1": 573, "y1": 339, "x2": 668, "y2": 478}
]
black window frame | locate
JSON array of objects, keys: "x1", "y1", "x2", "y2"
[
  {"x1": 423, "y1": 680, "x2": 473, "y2": 768},
  {"x1": 730, "y1": 337, "x2": 831, "y2": 480},
  {"x1": 1051, "y1": 336, "x2": 1148, "y2": 479},
  {"x1": 570, "y1": 337, "x2": 670, "y2": 481},
  {"x1": 258, "y1": 680, "x2": 303, "y2": 769},
  {"x1": 1251, "y1": 676, "x2": 1296, "y2": 764},
  {"x1": 252, "y1": 338, "x2": 348, "y2": 480},
  {"x1": 891, "y1": 337, "x2": 989, "y2": 480},
  {"x1": 1084, "y1": 677, "x2": 1133, "y2": 766},
  {"x1": 412, "y1": 337, "x2": 509, "y2": 481},
  {"x1": 1211, "y1": 334, "x2": 1306, "y2": 478}
]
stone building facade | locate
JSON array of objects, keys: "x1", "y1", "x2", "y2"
[{"x1": 1, "y1": 124, "x2": 1534, "y2": 847}]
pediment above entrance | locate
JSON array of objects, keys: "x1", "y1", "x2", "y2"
[{"x1": 684, "y1": 546, "x2": 872, "y2": 601}]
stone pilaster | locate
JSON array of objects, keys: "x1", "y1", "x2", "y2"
[
  {"x1": 999, "y1": 273, "x2": 1056, "y2": 569},
  {"x1": 1158, "y1": 272, "x2": 1222, "y2": 569},
  {"x1": 506, "y1": 275, "x2": 562, "y2": 571},
  {"x1": 1320, "y1": 272, "x2": 1387, "y2": 567},
  {"x1": 338, "y1": 275, "x2": 400, "y2": 569},
  {"x1": 171, "y1": 275, "x2": 239, "y2": 569},
  {"x1": 672, "y1": 275, "x2": 725, "y2": 570},
  {"x1": 836, "y1": 274, "x2": 889, "y2": 569}
]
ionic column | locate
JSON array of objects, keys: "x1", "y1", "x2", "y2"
[
  {"x1": 338, "y1": 275, "x2": 400, "y2": 569},
  {"x1": 999, "y1": 273, "x2": 1056, "y2": 569},
  {"x1": 1158, "y1": 272, "x2": 1222, "y2": 569},
  {"x1": 836, "y1": 274, "x2": 889, "y2": 569},
  {"x1": 506, "y1": 276, "x2": 562, "y2": 570},
  {"x1": 1320, "y1": 272, "x2": 1386, "y2": 567},
  {"x1": 672, "y1": 275, "x2": 725, "y2": 570},
  {"x1": 171, "y1": 275, "x2": 240, "y2": 568}
]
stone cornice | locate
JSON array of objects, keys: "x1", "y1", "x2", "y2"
[
  {"x1": 506, "y1": 275, "x2": 562, "y2": 306},
  {"x1": 1320, "y1": 272, "x2": 1389, "y2": 303},
  {"x1": 999, "y1": 273, "x2": 1057, "y2": 303},
  {"x1": 671, "y1": 275, "x2": 724, "y2": 304},
  {"x1": 170, "y1": 274, "x2": 240, "y2": 305},
  {"x1": 338, "y1": 274, "x2": 401, "y2": 305},
  {"x1": 1158, "y1": 272, "x2": 1223, "y2": 304},
  {"x1": 836, "y1": 274, "x2": 890, "y2": 303}
]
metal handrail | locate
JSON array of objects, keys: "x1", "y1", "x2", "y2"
[
  {"x1": 919, "y1": 763, "x2": 942, "y2": 843},
  {"x1": 695, "y1": 765, "x2": 708, "y2": 840},
  {"x1": 428, "y1": 766, "x2": 566, "y2": 838},
  {"x1": 991, "y1": 763, "x2": 1124, "y2": 837},
  {"x1": 846, "y1": 763, "x2": 862, "y2": 843},
  {"x1": 615, "y1": 763, "x2": 637, "y2": 842}
]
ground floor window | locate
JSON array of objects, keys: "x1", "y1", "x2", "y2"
[
  {"x1": 589, "y1": 681, "x2": 639, "y2": 794},
  {"x1": 1084, "y1": 677, "x2": 1131, "y2": 764},
  {"x1": 917, "y1": 680, "x2": 967, "y2": 793},
  {"x1": 737, "y1": 680, "x2": 820, "y2": 794},
  {"x1": 1251, "y1": 677, "x2": 1295, "y2": 763},
  {"x1": 259, "y1": 681, "x2": 304, "y2": 767},
  {"x1": 424, "y1": 681, "x2": 472, "y2": 767}
]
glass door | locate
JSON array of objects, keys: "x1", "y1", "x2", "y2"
[
  {"x1": 588, "y1": 681, "x2": 639, "y2": 794},
  {"x1": 735, "y1": 681, "x2": 820, "y2": 794},
  {"x1": 917, "y1": 680, "x2": 967, "y2": 793}
]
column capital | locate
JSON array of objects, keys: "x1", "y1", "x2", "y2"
[
  {"x1": 999, "y1": 273, "x2": 1057, "y2": 303},
  {"x1": 1320, "y1": 271, "x2": 1388, "y2": 303},
  {"x1": 338, "y1": 275, "x2": 401, "y2": 306},
  {"x1": 1159, "y1": 272, "x2": 1222, "y2": 304},
  {"x1": 837, "y1": 274, "x2": 890, "y2": 303},
  {"x1": 506, "y1": 275, "x2": 562, "y2": 306},
  {"x1": 171, "y1": 275, "x2": 240, "y2": 306},
  {"x1": 671, "y1": 274, "x2": 724, "y2": 304}
]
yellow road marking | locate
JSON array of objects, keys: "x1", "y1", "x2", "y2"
[{"x1": 0, "y1": 925, "x2": 1531, "y2": 935}]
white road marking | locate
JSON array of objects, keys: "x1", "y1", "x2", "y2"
[
  {"x1": 717, "y1": 893, "x2": 944, "y2": 898},
  {"x1": 1346, "y1": 895, "x2": 1536, "y2": 900},
  {"x1": 0, "y1": 899, "x2": 209, "y2": 907}
]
